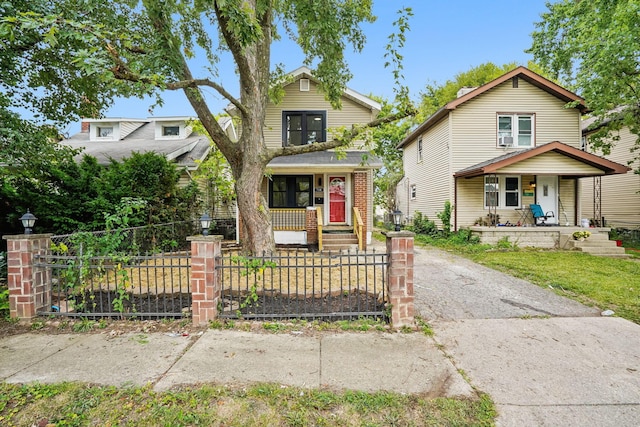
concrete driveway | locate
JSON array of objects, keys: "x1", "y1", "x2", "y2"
[{"x1": 410, "y1": 245, "x2": 640, "y2": 426}]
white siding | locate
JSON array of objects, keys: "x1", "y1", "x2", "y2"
[
  {"x1": 263, "y1": 79, "x2": 375, "y2": 150},
  {"x1": 400, "y1": 117, "x2": 451, "y2": 227},
  {"x1": 499, "y1": 152, "x2": 604, "y2": 175},
  {"x1": 581, "y1": 127, "x2": 640, "y2": 226},
  {"x1": 450, "y1": 79, "x2": 582, "y2": 173}
]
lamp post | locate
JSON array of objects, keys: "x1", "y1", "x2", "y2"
[
  {"x1": 19, "y1": 209, "x2": 37, "y2": 234},
  {"x1": 199, "y1": 212, "x2": 212, "y2": 236},
  {"x1": 392, "y1": 210, "x2": 403, "y2": 232}
]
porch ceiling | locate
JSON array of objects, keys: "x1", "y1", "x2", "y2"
[{"x1": 454, "y1": 141, "x2": 630, "y2": 178}]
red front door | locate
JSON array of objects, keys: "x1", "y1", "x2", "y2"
[{"x1": 329, "y1": 176, "x2": 346, "y2": 223}]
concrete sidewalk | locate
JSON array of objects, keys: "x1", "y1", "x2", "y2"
[
  {"x1": 0, "y1": 329, "x2": 473, "y2": 397},
  {"x1": 434, "y1": 317, "x2": 640, "y2": 427}
]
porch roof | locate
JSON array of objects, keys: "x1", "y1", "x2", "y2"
[
  {"x1": 268, "y1": 151, "x2": 383, "y2": 170},
  {"x1": 454, "y1": 141, "x2": 631, "y2": 178}
]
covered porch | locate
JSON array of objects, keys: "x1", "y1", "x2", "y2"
[{"x1": 454, "y1": 142, "x2": 630, "y2": 248}]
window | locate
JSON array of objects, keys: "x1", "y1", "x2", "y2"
[
  {"x1": 497, "y1": 114, "x2": 533, "y2": 147},
  {"x1": 484, "y1": 176, "x2": 520, "y2": 208},
  {"x1": 269, "y1": 175, "x2": 313, "y2": 208},
  {"x1": 282, "y1": 111, "x2": 326, "y2": 146},
  {"x1": 417, "y1": 137, "x2": 423, "y2": 163},
  {"x1": 97, "y1": 126, "x2": 113, "y2": 138},
  {"x1": 410, "y1": 184, "x2": 417, "y2": 199},
  {"x1": 162, "y1": 125, "x2": 180, "y2": 136}
]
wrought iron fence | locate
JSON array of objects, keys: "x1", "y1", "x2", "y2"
[
  {"x1": 217, "y1": 249, "x2": 388, "y2": 321},
  {"x1": 35, "y1": 251, "x2": 191, "y2": 319}
]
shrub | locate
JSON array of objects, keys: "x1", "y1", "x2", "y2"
[{"x1": 410, "y1": 212, "x2": 438, "y2": 236}]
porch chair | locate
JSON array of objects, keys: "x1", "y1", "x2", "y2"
[{"x1": 529, "y1": 204, "x2": 555, "y2": 226}]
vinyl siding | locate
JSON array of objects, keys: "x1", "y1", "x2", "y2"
[
  {"x1": 263, "y1": 79, "x2": 375, "y2": 150},
  {"x1": 450, "y1": 79, "x2": 582, "y2": 173},
  {"x1": 581, "y1": 127, "x2": 640, "y2": 226},
  {"x1": 400, "y1": 117, "x2": 451, "y2": 227},
  {"x1": 120, "y1": 121, "x2": 145, "y2": 139},
  {"x1": 499, "y1": 152, "x2": 604, "y2": 175}
]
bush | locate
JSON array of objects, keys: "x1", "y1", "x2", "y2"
[{"x1": 410, "y1": 212, "x2": 438, "y2": 236}]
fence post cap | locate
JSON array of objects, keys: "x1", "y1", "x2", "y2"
[
  {"x1": 3, "y1": 233, "x2": 53, "y2": 241},
  {"x1": 383, "y1": 231, "x2": 415, "y2": 238},
  {"x1": 187, "y1": 235, "x2": 224, "y2": 242}
]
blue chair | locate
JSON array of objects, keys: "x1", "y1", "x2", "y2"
[{"x1": 529, "y1": 204, "x2": 555, "y2": 226}]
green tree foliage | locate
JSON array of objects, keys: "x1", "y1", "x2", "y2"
[
  {"x1": 1, "y1": 1, "x2": 414, "y2": 254},
  {"x1": 529, "y1": 0, "x2": 640, "y2": 170}
]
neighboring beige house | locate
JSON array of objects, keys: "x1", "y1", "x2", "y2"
[
  {"x1": 232, "y1": 66, "x2": 382, "y2": 250},
  {"x1": 581, "y1": 120, "x2": 640, "y2": 228},
  {"x1": 396, "y1": 67, "x2": 629, "y2": 241}
]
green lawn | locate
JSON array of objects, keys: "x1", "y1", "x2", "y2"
[{"x1": 0, "y1": 382, "x2": 496, "y2": 427}]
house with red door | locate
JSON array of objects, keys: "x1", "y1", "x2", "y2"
[{"x1": 245, "y1": 66, "x2": 382, "y2": 251}]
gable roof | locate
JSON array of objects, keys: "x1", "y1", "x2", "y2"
[
  {"x1": 280, "y1": 66, "x2": 382, "y2": 113},
  {"x1": 63, "y1": 118, "x2": 210, "y2": 171},
  {"x1": 398, "y1": 66, "x2": 588, "y2": 148},
  {"x1": 454, "y1": 141, "x2": 630, "y2": 178}
]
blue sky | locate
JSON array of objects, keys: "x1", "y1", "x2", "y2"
[{"x1": 68, "y1": 1, "x2": 550, "y2": 134}]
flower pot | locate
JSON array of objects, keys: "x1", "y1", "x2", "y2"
[{"x1": 616, "y1": 240, "x2": 623, "y2": 247}]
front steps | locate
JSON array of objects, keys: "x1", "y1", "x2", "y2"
[
  {"x1": 560, "y1": 232, "x2": 630, "y2": 258},
  {"x1": 321, "y1": 228, "x2": 359, "y2": 252}
]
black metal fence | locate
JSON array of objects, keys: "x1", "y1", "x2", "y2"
[
  {"x1": 217, "y1": 249, "x2": 388, "y2": 321},
  {"x1": 35, "y1": 251, "x2": 191, "y2": 319}
]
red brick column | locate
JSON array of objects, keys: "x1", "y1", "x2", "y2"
[
  {"x1": 187, "y1": 235, "x2": 222, "y2": 325},
  {"x1": 306, "y1": 207, "x2": 318, "y2": 246},
  {"x1": 3, "y1": 234, "x2": 52, "y2": 320},
  {"x1": 386, "y1": 231, "x2": 415, "y2": 328},
  {"x1": 354, "y1": 171, "x2": 368, "y2": 241}
]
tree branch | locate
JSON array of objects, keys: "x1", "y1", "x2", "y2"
[{"x1": 265, "y1": 108, "x2": 415, "y2": 161}]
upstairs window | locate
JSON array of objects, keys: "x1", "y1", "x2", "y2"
[
  {"x1": 282, "y1": 111, "x2": 326, "y2": 146},
  {"x1": 97, "y1": 126, "x2": 113, "y2": 138},
  {"x1": 410, "y1": 184, "x2": 417, "y2": 199},
  {"x1": 162, "y1": 125, "x2": 180, "y2": 136},
  {"x1": 497, "y1": 114, "x2": 533, "y2": 147},
  {"x1": 417, "y1": 137, "x2": 423, "y2": 163}
]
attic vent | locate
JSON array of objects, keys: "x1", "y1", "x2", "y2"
[
  {"x1": 300, "y1": 78, "x2": 310, "y2": 91},
  {"x1": 456, "y1": 87, "x2": 476, "y2": 98},
  {"x1": 512, "y1": 77, "x2": 519, "y2": 88}
]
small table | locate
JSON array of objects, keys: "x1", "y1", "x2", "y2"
[{"x1": 515, "y1": 207, "x2": 532, "y2": 226}]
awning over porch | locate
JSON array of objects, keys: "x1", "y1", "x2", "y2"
[
  {"x1": 267, "y1": 151, "x2": 383, "y2": 171},
  {"x1": 453, "y1": 141, "x2": 630, "y2": 178}
]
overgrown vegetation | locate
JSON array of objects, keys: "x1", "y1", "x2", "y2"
[{"x1": 0, "y1": 382, "x2": 496, "y2": 427}]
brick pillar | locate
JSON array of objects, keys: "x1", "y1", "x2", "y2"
[
  {"x1": 386, "y1": 231, "x2": 415, "y2": 328},
  {"x1": 354, "y1": 171, "x2": 368, "y2": 242},
  {"x1": 306, "y1": 207, "x2": 318, "y2": 246},
  {"x1": 3, "y1": 234, "x2": 52, "y2": 320},
  {"x1": 187, "y1": 235, "x2": 222, "y2": 325}
]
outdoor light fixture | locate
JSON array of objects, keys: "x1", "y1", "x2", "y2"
[
  {"x1": 530, "y1": 181, "x2": 536, "y2": 188},
  {"x1": 19, "y1": 209, "x2": 37, "y2": 234},
  {"x1": 392, "y1": 210, "x2": 403, "y2": 232},
  {"x1": 199, "y1": 212, "x2": 212, "y2": 236}
]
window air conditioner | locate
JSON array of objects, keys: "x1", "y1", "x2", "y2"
[{"x1": 498, "y1": 136, "x2": 514, "y2": 146}]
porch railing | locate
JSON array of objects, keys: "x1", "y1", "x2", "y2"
[
  {"x1": 271, "y1": 208, "x2": 306, "y2": 231},
  {"x1": 353, "y1": 207, "x2": 364, "y2": 250},
  {"x1": 316, "y1": 207, "x2": 324, "y2": 251}
]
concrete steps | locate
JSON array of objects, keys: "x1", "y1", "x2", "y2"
[{"x1": 560, "y1": 232, "x2": 630, "y2": 258}]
